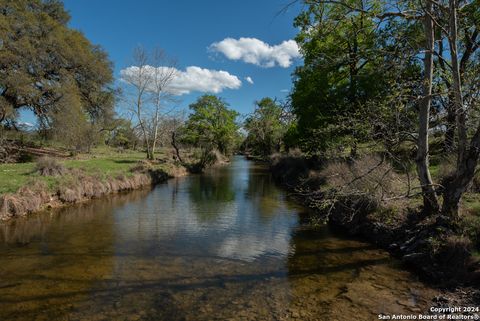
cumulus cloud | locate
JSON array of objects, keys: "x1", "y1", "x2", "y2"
[
  {"x1": 209, "y1": 37, "x2": 301, "y2": 68},
  {"x1": 18, "y1": 122, "x2": 34, "y2": 127},
  {"x1": 245, "y1": 76, "x2": 254, "y2": 84},
  {"x1": 120, "y1": 65, "x2": 241, "y2": 95}
]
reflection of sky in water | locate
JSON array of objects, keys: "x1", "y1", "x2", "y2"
[
  {"x1": 0, "y1": 157, "x2": 437, "y2": 321},
  {"x1": 112, "y1": 157, "x2": 299, "y2": 262}
]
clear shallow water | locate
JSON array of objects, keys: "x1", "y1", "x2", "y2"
[{"x1": 0, "y1": 157, "x2": 436, "y2": 321}]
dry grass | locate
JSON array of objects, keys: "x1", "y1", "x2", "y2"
[
  {"x1": 0, "y1": 147, "x2": 185, "y2": 220},
  {"x1": 129, "y1": 160, "x2": 153, "y2": 173},
  {"x1": 57, "y1": 171, "x2": 154, "y2": 204},
  {"x1": 35, "y1": 156, "x2": 66, "y2": 176},
  {"x1": 320, "y1": 155, "x2": 407, "y2": 202},
  {"x1": 0, "y1": 180, "x2": 51, "y2": 220}
]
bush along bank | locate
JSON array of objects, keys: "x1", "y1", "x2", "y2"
[
  {"x1": 0, "y1": 160, "x2": 183, "y2": 221},
  {"x1": 269, "y1": 153, "x2": 480, "y2": 295}
]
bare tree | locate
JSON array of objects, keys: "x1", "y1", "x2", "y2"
[
  {"x1": 149, "y1": 49, "x2": 177, "y2": 159},
  {"x1": 121, "y1": 46, "x2": 177, "y2": 160},
  {"x1": 121, "y1": 47, "x2": 152, "y2": 158}
]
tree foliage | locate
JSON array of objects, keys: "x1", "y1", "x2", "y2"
[
  {"x1": 290, "y1": 0, "x2": 480, "y2": 217},
  {"x1": 290, "y1": 0, "x2": 427, "y2": 155},
  {"x1": 182, "y1": 95, "x2": 240, "y2": 156},
  {"x1": 0, "y1": 0, "x2": 115, "y2": 128},
  {"x1": 244, "y1": 98, "x2": 288, "y2": 156},
  {"x1": 107, "y1": 118, "x2": 139, "y2": 149}
]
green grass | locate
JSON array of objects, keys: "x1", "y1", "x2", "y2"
[
  {"x1": 0, "y1": 162, "x2": 36, "y2": 194},
  {"x1": 0, "y1": 147, "x2": 171, "y2": 195},
  {"x1": 461, "y1": 193, "x2": 480, "y2": 212}
]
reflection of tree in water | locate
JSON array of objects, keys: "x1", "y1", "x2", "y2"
[
  {"x1": 0, "y1": 189, "x2": 152, "y2": 244},
  {"x1": 245, "y1": 164, "x2": 286, "y2": 220},
  {"x1": 188, "y1": 173, "x2": 235, "y2": 222}
]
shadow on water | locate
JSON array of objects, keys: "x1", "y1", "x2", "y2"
[{"x1": 0, "y1": 156, "x2": 437, "y2": 321}]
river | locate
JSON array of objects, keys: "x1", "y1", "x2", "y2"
[{"x1": 0, "y1": 156, "x2": 436, "y2": 321}]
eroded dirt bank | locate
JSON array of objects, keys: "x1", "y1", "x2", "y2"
[{"x1": 0, "y1": 167, "x2": 185, "y2": 221}]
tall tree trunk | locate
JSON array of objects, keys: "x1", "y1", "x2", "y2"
[
  {"x1": 443, "y1": 92, "x2": 457, "y2": 152},
  {"x1": 171, "y1": 131, "x2": 183, "y2": 163},
  {"x1": 136, "y1": 94, "x2": 152, "y2": 160},
  {"x1": 441, "y1": 0, "x2": 468, "y2": 218},
  {"x1": 449, "y1": 0, "x2": 466, "y2": 167},
  {"x1": 438, "y1": 40, "x2": 457, "y2": 153},
  {"x1": 442, "y1": 126, "x2": 480, "y2": 216},
  {"x1": 416, "y1": 2, "x2": 439, "y2": 215},
  {"x1": 151, "y1": 98, "x2": 161, "y2": 160}
]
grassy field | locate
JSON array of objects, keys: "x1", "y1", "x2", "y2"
[{"x1": 0, "y1": 147, "x2": 173, "y2": 194}]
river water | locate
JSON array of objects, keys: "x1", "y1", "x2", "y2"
[{"x1": 0, "y1": 156, "x2": 437, "y2": 321}]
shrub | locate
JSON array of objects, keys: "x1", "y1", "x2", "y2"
[
  {"x1": 130, "y1": 160, "x2": 153, "y2": 173},
  {"x1": 320, "y1": 155, "x2": 406, "y2": 203},
  {"x1": 186, "y1": 148, "x2": 218, "y2": 173},
  {"x1": 270, "y1": 153, "x2": 309, "y2": 187},
  {"x1": 35, "y1": 156, "x2": 66, "y2": 176}
]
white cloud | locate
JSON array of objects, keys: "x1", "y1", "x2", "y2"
[
  {"x1": 120, "y1": 65, "x2": 242, "y2": 96},
  {"x1": 209, "y1": 37, "x2": 301, "y2": 68},
  {"x1": 245, "y1": 76, "x2": 254, "y2": 84},
  {"x1": 280, "y1": 89, "x2": 289, "y2": 93},
  {"x1": 18, "y1": 122, "x2": 34, "y2": 127}
]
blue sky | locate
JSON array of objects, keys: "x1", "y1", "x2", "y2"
[{"x1": 58, "y1": 0, "x2": 304, "y2": 120}]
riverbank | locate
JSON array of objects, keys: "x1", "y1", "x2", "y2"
[
  {"x1": 0, "y1": 147, "x2": 189, "y2": 221},
  {"x1": 269, "y1": 153, "x2": 480, "y2": 306},
  {"x1": 0, "y1": 155, "x2": 449, "y2": 321}
]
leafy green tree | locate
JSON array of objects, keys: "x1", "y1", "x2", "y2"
[
  {"x1": 0, "y1": 0, "x2": 115, "y2": 129},
  {"x1": 291, "y1": 0, "x2": 480, "y2": 217},
  {"x1": 244, "y1": 98, "x2": 287, "y2": 156},
  {"x1": 107, "y1": 118, "x2": 139, "y2": 149},
  {"x1": 49, "y1": 83, "x2": 92, "y2": 153},
  {"x1": 291, "y1": 1, "x2": 399, "y2": 154},
  {"x1": 182, "y1": 95, "x2": 239, "y2": 156}
]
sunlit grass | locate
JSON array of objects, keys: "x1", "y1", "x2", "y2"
[
  {"x1": 0, "y1": 162, "x2": 36, "y2": 194},
  {"x1": 0, "y1": 147, "x2": 170, "y2": 194}
]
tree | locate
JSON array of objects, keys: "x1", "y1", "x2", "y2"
[
  {"x1": 415, "y1": 0, "x2": 440, "y2": 213},
  {"x1": 244, "y1": 98, "x2": 288, "y2": 156},
  {"x1": 50, "y1": 83, "x2": 92, "y2": 153},
  {"x1": 121, "y1": 46, "x2": 177, "y2": 160},
  {"x1": 107, "y1": 118, "x2": 139, "y2": 150},
  {"x1": 438, "y1": 0, "x2": 480, "y2": 217},
  {"x1": 0, "y1": 0, "x2": 115, "y2": 130},
  {"x1": 291, "y1": 0, "x2": 480, "y2": 218},
  {"x1": 291, "y1": 0, "x2": 393, "y2": 154},
  {"x1": 436, "y1": 1, "x2": 479, "y2": 152},
  {"x1": 149, "y1": 49, "x2": 177, "y2": 159},
  {"x1": 182, "y1": 95, "x2": 240, "y2": 156}
]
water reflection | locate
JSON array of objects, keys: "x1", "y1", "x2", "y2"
[
  {"x1": 0, "y1": 156, "x2": 437, "y2": 321},
  {"x1": 0, "y1": 189, "x2": 152, "y2": 244},
  {"x1": 108, "y1": 157, "x2": 297, "y2": 262}
]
